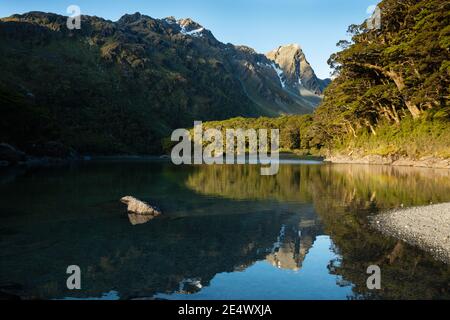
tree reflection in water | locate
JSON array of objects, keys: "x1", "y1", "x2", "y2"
[{"x1": 0, "y1": 162, "x2": 449, "y2": 299}]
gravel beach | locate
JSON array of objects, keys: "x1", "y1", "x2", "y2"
[{"x1": 370, "y1": 202, "x2": 450, "y2": 264}]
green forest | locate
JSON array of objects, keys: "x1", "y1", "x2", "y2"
[
  {"x1": 0, "y1": 0, "x2": 448, "y2": 161},
  {"x1": 199, "y1": 0, "x2": 450, "y2": 160}
]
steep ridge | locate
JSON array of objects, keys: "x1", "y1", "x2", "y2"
[
  {"x1": 0, "y1": 11, "x2": 329, "y2": 154},
  {"x1": 266, "y1": 44, "x2": 331, "y2": 96}
]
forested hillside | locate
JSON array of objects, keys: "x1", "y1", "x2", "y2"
[
  {"x1": 1, "y1": 0, "x2": 448, "y2": 160},
  {"x1": 202, "y1": 0, "x2": 449, "y2": 161},
  {"x1": 0, "y1": 12, "x2": 322, "y2": 156}
]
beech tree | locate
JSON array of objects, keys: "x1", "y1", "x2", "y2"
[{"x1": 315, "y1": 0, "x2": 449, "y2": 141}]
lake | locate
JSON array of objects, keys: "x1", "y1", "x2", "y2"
[{"x1": 0, "y1": 159, "x2": 449, "y2": 300}]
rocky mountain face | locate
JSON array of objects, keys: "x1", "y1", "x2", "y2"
[
  {"x1": 0, "y1": 12, "x2": 329, "y2": 154},
  {"x1": 266, "y1": 44, "x2": 331, "y2": 95},
  {"x1": 227, "y1": 45, "x2": 323, "y2": 115}
]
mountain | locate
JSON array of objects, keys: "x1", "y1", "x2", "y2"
[
  {"x1": 197, "y1": 0, "x2": 449, "y2": 163},
  {"x1": 227, "y1": 45, "x2": 323, "y2": 115},
  {"x1": 266, "y1": 44, "x2": 331, "y2": 95},
  {"x1": 0, "y1": 11, "x2": 328, "y2": 155}
]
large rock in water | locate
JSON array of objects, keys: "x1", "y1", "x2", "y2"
[{"x1": 120, "y1": 196, "x2": 162, "y2": 217}]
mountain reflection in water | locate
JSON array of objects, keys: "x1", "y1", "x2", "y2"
[{"x1": 0, "y1": 161, "x2": 449, "y2": 300}]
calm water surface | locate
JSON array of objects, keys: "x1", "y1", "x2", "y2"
[{"x1": 0, "y1": 159, "x2": 449, "y2": 300}]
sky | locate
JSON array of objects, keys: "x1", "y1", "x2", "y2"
[{"x1": 0, "y1": 0, "x2": 381, "y2": 78}]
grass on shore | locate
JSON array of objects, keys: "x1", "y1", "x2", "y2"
[{"x1": 331, "y1": 117, "x2": 450, "y2": 159}]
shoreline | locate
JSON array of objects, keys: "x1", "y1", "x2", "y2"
[
  {"x1": 2, "y1": 150, "x2": 450, "y2": 170},
  {"x1": 370, "y1": 203, "x2": 450, "y2": 264},
  {"x1": 325, "y1": 155, "x2": 450, "y2": 169}
]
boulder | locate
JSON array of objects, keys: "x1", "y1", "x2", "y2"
[
  {"x1": 120, "y1": 196, "x2": 162, "y2": 217},
  {"x1": 0, "y1": 143, "x2": 26, "y2": 165}
]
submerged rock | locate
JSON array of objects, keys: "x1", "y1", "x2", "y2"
[
  {"x1": 120, "y1": 196, "x2": 162, "y2": 217},
  {"x1": 127, "y1": 213, "x2": 154, "y2": 226}
]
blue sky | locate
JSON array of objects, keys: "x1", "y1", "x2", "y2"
[{"x1": 0, "y1": 0, "x2": 380, "y2": 78}]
